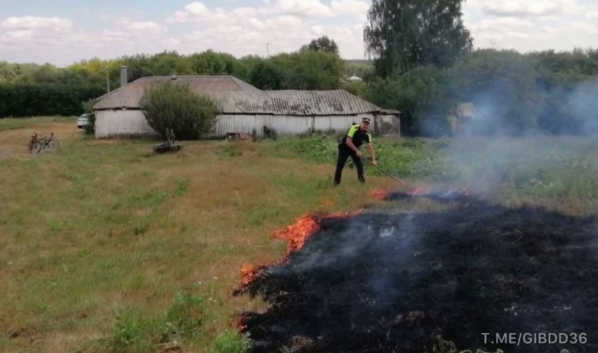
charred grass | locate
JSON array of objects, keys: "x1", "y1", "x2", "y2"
[{"x1": 0, "y1": 119, "x2": 393, "y2": 353}]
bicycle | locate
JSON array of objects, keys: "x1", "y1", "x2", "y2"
[
  {"x1": 28, "y1": 132, "x2": 60, "y2": 154},
  {"x1": 27, "y1": 133, "x2": 39, "y2": 153}
]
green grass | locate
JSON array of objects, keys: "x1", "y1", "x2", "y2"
[
  {"x1": 0, "y1": 120, "x2": 386, "y2": 353},
  {"x1": 0, "y1": 116, "x2": 76, "y2": 131},
  {"x1": 1, "y1": 118, "x2": 597, "y2": 353}
]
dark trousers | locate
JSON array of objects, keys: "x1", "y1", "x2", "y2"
[{"x1": 334, "y1": 145, "x2": 365, "y2": 184}]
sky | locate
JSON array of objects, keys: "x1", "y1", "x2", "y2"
[{"x1": 0, "y1": 0, "x2": 597, "y2": 67}]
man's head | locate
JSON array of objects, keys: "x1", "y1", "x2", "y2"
[{"x1": 360, "y1": 117, "x2": 371, "y2": 131}]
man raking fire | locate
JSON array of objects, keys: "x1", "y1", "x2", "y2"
[
  {"x1": 334, "y1": 117, "x2": 376, "y2": 186},
  {"x1": 334, "y1": 117, "x2": 423, "y2": 195}
]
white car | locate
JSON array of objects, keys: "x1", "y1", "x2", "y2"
[{"x1": 77, "y1": 113, "x2": 91, "y2": 129}]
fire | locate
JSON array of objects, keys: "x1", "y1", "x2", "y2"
[
  {"x1": 410, "y1": 187, "x2": 424, "y2": 196},
  {"x1": 233, "y1": 316, "x2": 247, "y2": 330},
  {"x1": 369, "y1": 190, "x2": 389, "y2": 200},
  {"x1": 274, "y1": 214, "x2": 321, "y2": 255},
  {"x1": 239, "y1": 211, "x2": 359, "y2": 287},
  {"x1": 240, "y1": 264, "x2": 258, "y2": 286}
]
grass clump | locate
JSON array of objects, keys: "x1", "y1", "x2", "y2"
[
  {"x1": 107, "y1": 292, "x2": 205, "y2": 353},
  {"x1": 211, "y1": 331, "x2": 251, "y2": 353}
]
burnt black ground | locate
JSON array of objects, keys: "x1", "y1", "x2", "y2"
[{"x1": 236, "y1": 196, "x2": 598, "y2": 353}]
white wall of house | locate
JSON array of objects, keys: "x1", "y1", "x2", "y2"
[
  {"x1": 94, "y1": 110, "x2": 399, "y2": 138},
  {"x1": 95, "y1": 110, "x2": 158, "y2": 138}
]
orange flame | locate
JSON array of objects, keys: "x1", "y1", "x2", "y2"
[
  {"x1": 233, "y1": 316, "x2": 247, "y2": 330},
  {"x1": 369, "y1": 190, "x2": 389, "y2": 200},
  {"x1": 410, "y1": 187, "x2": 424, "y2": 195},
  {"x1": 274, "y1": 214, "x2": 321, "y2": 255},
  {"x1": 239, "y1": 211, "x2": 360, "y2": 286}
]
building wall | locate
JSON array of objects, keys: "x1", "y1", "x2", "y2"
[
  {"x1": 94, "y1": 110, "x2": 399, "y2": 138},
  {"x1": 95, "y1": 110, "x2": 158, "y2": 138},
  {"x1": 216, "y1": 114, "x2": 398, "y2": 136}
]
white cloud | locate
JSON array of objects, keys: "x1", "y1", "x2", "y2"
[
  {"x1": 0, "y1": 16, "x2": 72, "y2": 31},
  {"x1": 162, "y1": 1, "x2": 359, "y2": 57},
  {"x1": 266, "y1": 0, "x2": 334, "y2": 17},
  {"x1": 330, "y1": 0, "x2": 370, "y2": 15},
  {"x1": 1, "y1": 0, "x2": 597, "y2": 66},
  {"x1": 472, "y1": 0, "x2": 582, "y2": 17}
]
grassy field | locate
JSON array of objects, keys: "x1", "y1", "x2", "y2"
[
  {"x1": 1, "y1": 117, "x2": 597, "y2": 353},
  {"x1": 0, "y1": 118, "x2": 401, "y2": 353}
]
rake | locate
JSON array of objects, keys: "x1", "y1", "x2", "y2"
[{"x1": 362, "y1": 157, "x2": 423, "y2": 195}]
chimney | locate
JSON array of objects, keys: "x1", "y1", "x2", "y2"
[{"x1": 120, "y1": 65, "x2": 128, "y2": 87}]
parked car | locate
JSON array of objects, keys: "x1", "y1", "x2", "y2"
[{"x1": 77, "y1": 113, "x2": 91, "y2": 129}]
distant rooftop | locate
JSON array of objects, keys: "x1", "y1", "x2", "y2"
[{"x1": 93, "y1": 75, "x2": 386, "y2": 116}]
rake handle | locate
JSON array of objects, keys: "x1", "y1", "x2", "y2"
[{"x1": 361, "y1": 157, "x2": 407, "y2": 186}]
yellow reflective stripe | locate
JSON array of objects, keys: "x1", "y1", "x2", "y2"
[
  {"x1": 367, "y1": 133, "x2": 372, "y2": 143},
  {"x1": 347, "y1": 125, "x2": 359, "y2": 138}
]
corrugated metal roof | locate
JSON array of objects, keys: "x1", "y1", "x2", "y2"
[
  {"x1": 264, "y1": 90, "x2": 382, "y2": 115},
  {"x1": 93, "y1": 75, "x2": 262, "y2": 110},
  {"x1": 93, "y1": 75, "x2": 384, "y2": 115}
]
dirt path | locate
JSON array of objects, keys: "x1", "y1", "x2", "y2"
[{"x1": 0, "y1": 122, "x2": 82, "y2": 158}]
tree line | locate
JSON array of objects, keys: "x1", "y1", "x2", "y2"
[{"x1": 1, "y1": 0, "x2": 597, "y2": 137}]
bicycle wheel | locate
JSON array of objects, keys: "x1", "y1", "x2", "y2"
[
  {"x1": 35, "y1": 141, "x2": 44, "y2": 154},
  {"x1": 49, "y1": 139, "x2": 60, "y2": 151}
]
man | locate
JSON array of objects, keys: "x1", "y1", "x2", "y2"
[{"x1": 334, "y1": 117, "x2": 377, "y2": 186}]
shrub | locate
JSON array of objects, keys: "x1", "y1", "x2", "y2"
[{"x1": 140, "y1": 81, "x2": 220, "y2": 140}]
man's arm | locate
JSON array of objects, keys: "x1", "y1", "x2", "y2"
[{"x1": 345, "y1": 126, "x2": 361, "y2": 153}]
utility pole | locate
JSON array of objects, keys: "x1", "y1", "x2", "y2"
[
  {"x1": 105, "y1": 65, "x2": 110, "y2": 93},
  {"x1": 266, "y1": 43, "x2": 270, "y2": 57}
]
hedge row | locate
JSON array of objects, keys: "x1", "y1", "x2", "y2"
[{"x1": 0, "y1": 84, "x2": 105, "y2": 117}]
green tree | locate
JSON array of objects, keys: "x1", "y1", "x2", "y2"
[
  {"x1": 139, "y1": 81, "x2": 220, "y2": 140},
  {"x1": 272, "y1": 50, "x2": 345, "y2": 89},
  {"x1": 364, "y1": 0, "x2": 473, "y2": 78},
  {"x1": 249, "y1": 60, "x2": 286, "y2": 89},
  {"x1": 300, "y1": 36, "x2": 340, "y2": 56},
  {"x1": 365, "y1": 65, "x2": 456, "y2": 137}
]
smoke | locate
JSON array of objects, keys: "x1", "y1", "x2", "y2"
[
  {"x1": 565, "y1": 78, "x2": 598, "y2": 135},
  {"x1": 271, "y1": 211, "x2": 418, "y2": 275},
  {"x1": 407, "y1": 72, "x2": 598, "y2": 199}
]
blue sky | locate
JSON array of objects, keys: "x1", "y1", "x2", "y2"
[{"x1": 0, "y1": 0, "x2": 597, "y2": 66}]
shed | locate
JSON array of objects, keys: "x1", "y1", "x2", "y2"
[{"x1": 91, "y1": 68, "x2": 400, "y2": 138}]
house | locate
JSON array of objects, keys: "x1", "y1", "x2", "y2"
[{"x1": 91, "y1": 66, "x2": 400, "y2": 139}]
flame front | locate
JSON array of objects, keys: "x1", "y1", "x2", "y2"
[
  {"x1": 369, "y1": 190, "x2": 389, "y2": 200},
  {"x1": 239, "y1": 211, "x2": 359, "y2": 287},
  {"x1": 274, "y1": 214, "x2": 321, "y2": 255}
]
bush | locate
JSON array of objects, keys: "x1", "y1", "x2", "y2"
[{"x1": 140, "y1": 81, "x2": 220, "y2": 140}]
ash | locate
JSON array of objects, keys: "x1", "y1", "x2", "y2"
[{"x1": 237, "y1": 201, "x2": 598, "y2": 353}]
